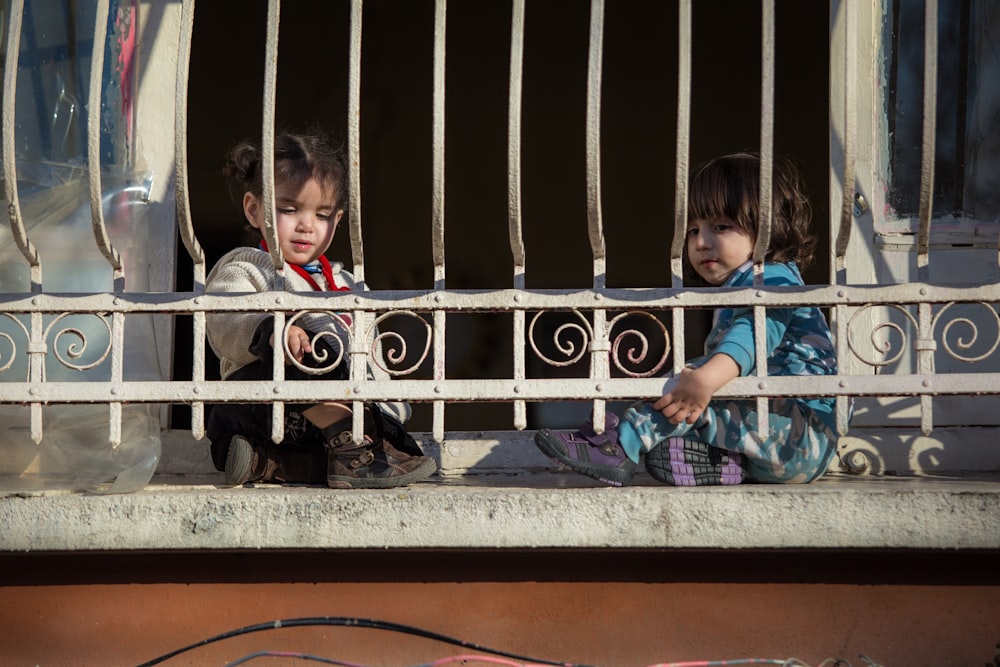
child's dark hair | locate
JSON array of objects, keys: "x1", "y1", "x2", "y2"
[
  {"x1": 224, "y1": 130, "x2": 348, "y2": 230},
  {"x1": 687, "y1": 152, "x2": 814, "y2": 270}
]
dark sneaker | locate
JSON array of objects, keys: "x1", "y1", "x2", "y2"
[
  {"x1": 533, "y1": 413, "x2": 636, "y2": 487},
  {"x1": 644, "y1": 437, "x2": 745, "y2": 486},
  {"x1": 223, "y1": 435, "x2": 263, "y2": 486},
  {"x1": 324, "y1": 407, "x2": 437, "y2": 489},
  {"x1": 223, "y1": 435, "x2": 327, "y2": 486}
]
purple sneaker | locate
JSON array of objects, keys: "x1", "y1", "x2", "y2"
[
  {"x1": 644, "y1": 437, "x2": 745, "y2": 486},
  {"x1": 533, "y1": 413, "x2": 636, "y2": 486}
]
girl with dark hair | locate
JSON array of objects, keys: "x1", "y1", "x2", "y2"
[
  {"x1": 535, "y1": 153, "x2": 842, "y2": 487},
  {"x1": 205, "y1": 130, "x2": 436, "y2": 489}
]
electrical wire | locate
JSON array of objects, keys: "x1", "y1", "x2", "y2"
[
  {"x1": 644, "y1": 660, "x2": 808, "y2": 667},
  {"x1": 222, "y1": 653, "x2": 832, "y2": 667},
  {"x1": 225, "y1": 650, "x2": 358, "y2": 666},
  {"x1": 425, "y1": 655, "x2": 555, "y2": 667},
  {"x1": 226, "y1": 653, "x2": 571, "y2": 667},
  {"x1": 135, "y1": 617, "x2": 585, "y2": 667},
  {"x1": 137, "y1": 615, "x2": 868, "y2": 667}
]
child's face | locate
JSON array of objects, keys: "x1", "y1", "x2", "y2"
[
  {"x1": 243, "y1": 177, "x2": 343, "y2": 266},
  {"x1": 686, "y1": 216, "x2": 754, "y2": 285}
]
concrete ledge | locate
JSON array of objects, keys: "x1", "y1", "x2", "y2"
[
  {"x1": 2, "y1": 430, "x2": 999, "y2": 553},
  {"x1": 2, "y1": 474, "x2": 999, "y2": 552}
]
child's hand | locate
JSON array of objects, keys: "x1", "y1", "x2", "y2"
[
  {"x1": 269, "y1": 324, "x2": 313, "y2": 363},
  {"x1": 652, "y1": 354, "x2": 740, "y2": 425}
]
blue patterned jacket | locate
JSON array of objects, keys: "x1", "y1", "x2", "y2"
[{"x1": 692, "y1": 260, "x2": 840, "y2": 431}]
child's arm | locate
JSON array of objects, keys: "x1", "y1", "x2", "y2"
[{"x1": 652, "y1": 353, "x2": 740, "y2": 425}]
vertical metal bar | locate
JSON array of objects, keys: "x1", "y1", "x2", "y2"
[
  {"x1": 261, "y1": 0, "x2": 284, "y2": 287},
  {"x1": 350, "y1": 311, "x2": 367, "y2": 446},
  {"x1": 190, "y1": 313, "x2": 207, "y2": 440},
  {"x1": 585, "y1": 0, "x2": 609, "y2": 432},
  {"x1": 262, "y1": 0, "x2": 285, "y2": 442},
  {"x1": 917, "y1": 0, "x2": 939, "y2": 433},
  {"x1": 585, "y1": 0, "x2": 606, "y2": 289},
  {"x1": 834, "y1": 0, "x2": 857, "y2": 435},
  {"x1": 431, "y1": 0, "x2": 447, "y2": 286},
  {"x1": 431, "y1": 0, "x2": 447, "y2": 443},
  {"x1": 2, "y1": 0, "x2": 40, "y2": 288},
  {"x1": 109, "y1": 311, "x2": 124, "y2": 447},
  {"x1": 918, "y1": 303, "x2": 934, "y2": 435},
  {"x1": 348, "y1": 0, "x2": 367, "y2": 444},
  {"x1": 348, "y1": 0, "x2": 365, "y2": 287},
  {"x1": 671, "y1": 0, "x2": 691, "y2": 291},
  {"x1": 174, "y1": 0, "x2": 207, "y2": 439},
  {"x1": 916, "y1": 0, "x2": 937, "y2": 283},
  {"x1": 833, "y1": 0, "x2": 857, "y2": 285},
  {"x1": 87, "y1": 0, "x2": 126, "y2": 448},
  {"x1": 508, "y1": 0, "x2": 527, "y2": 430},
  {"x1": 754, "y1": 0, "x2": 775, "y2": 281},
  {"x1": 753, "y1": 0, "x2": 776, "y2": 436},
  {"x1": 752, "y1": 303, "x2": 769, "y2": 437},
  {"x1": 432, "y1": 307, "x2": 446, "y2": 443},
  {"x1": 87, "y1": 0, "x2": 124, "y2": 289},
  {"x1": 2, "y1": 0, "x2": 45, "y2": 442},
  {"x1": 174, "y1": 0, "x2": 205, "y2": 279},
  {"x1": 271, "y1": 310, "x2": 285, "y2": 444},
  {"x1": 671, "y1": 0, "x2": 692, "y2": 374},
  {"x1": 835, "y1": 300, "x2": 851, "y2": 436}
]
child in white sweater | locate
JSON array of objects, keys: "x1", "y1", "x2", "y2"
[{"x1": 205, "y1": 131, "x2": 435, "y2": 488}]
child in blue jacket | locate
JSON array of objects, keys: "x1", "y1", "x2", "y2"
[{"x1": 535, "y1": 153, "x2": 841, "y2": 486}]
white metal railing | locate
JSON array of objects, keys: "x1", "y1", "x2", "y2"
[{"x1": 2, "y1": 0, "x2": 1000, "y2": 473}]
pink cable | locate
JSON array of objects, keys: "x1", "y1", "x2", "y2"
[{"x1": 428, "y1": 655, "x2": 553, "y2": 667}]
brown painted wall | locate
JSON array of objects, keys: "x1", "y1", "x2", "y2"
[{"x1": 2, "y1": 551, "x2": 998, "y2": 666}]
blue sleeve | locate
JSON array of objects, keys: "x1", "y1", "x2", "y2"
[{"x1": 712, "y1": 265, "x2": 800, "y2": 376}]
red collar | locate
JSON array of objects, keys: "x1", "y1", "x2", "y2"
[{"x1": 258, "y1": 240, "x2": 349, "y2": 292}]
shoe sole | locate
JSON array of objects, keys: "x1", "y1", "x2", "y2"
[
  {"x1": 224, "y1": 435, "x2": 255, "y2": 487},
  {"x1": 327, "y1": 456, "x2": 438, "y2": 489},
  {"x1": 534, "y1": 429, "x2": 634, "y2": 487},
  {"x1": 644, "y1": 439, "x2": 744, "y2": 486}
]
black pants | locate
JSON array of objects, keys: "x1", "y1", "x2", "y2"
[
  {"x1": 206, "y1": 318, "x2": 422, "y2": 475},
  {"x1": 206, "y1": 318, "x2": 348, "y2": 473}
]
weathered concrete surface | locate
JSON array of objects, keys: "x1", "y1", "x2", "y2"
[
  {"x1": 2, "y1": 472, "x2": 999, "y2": 552},
  {"x1": 2, "y1": 430, "x2": 999, "y2": 553}
]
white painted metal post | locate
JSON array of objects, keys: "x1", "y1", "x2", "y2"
[
  {"x1": 508, "y1": 0, "x2": 527, "y2": 431},
  {"x1": 586, "y1": 0, "x2": 609, "y2": 433}
]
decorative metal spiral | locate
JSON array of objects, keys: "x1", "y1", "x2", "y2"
[
  {"x1": 847, "y1": 303, "x2": 916, "y2": 367},
  {"x1": 841, "y1": 447, "x2": 877, "y2": 475},
  {"x1": 848, "y1": 301, "x2": 1000, "y2": 368},
  {"x1": 932, "y1": 301, "x2": 1000, "y2": 363},
  {"x1": 0, "y1": 314, "x2": 28, "y2": 375},
  {"x1": 528, "y1": 310, "x2": 592, "y2": 368},
  {"x1": 367, "y1": 310, "x2": 432, "y2": 377},
  {"x1": 528, "y1": 310, "x2": 671, "y2": 376},
  {"x1": 837, "y1": 438, "x2": 884, "y2": 476},
  {"x1": 284, "y1": 310, "x2": 351, "y2": 375},
  {"x1": 607, "y1": 310, "x2": 670, "y2": 377},
  {"x1": 45, "y1": 312, "x2": 113, "y2": 371}
]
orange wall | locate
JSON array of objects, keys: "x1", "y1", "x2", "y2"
[{"x1": 2, "y1": 551, "x2": 998, "y2": 666}]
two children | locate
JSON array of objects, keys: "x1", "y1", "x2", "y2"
[
  {"x1": 205, "y1": 131, "x2": 436, "y2": 489},
  {"x1": 534, "y1": 153, "x2": 841, "y2": 487},
  {"x1": 206, "y1": 138, "x2": 839, "y2": 490}
]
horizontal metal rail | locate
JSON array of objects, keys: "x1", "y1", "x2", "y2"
[
  {"x1": 3, "y1": 285, "x2": 1000, "y2": 312},
  {"x1": 4, "y1": 373, "x2": 998, "y2": 405}
]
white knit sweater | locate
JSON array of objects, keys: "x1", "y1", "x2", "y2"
[{"x1": 205, "y1": 246, "x2": 409, "y2": 421}]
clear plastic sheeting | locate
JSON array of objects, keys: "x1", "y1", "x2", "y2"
[
  {"x1": 0, "y1": 174, "x2": 162, "y2": 494},
  {"x1": 0, "y1": 404, "x2": 160, "y2": 493}
]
